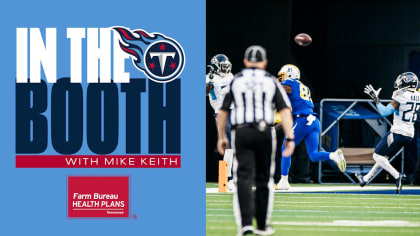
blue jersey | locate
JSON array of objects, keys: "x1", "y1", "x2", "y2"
[
  {"x1": 280, "y1": 79, "x2": 328, "y2": 177},
  {"x1": 281, "y1": 78, "x2": 314, "y2": 115}
]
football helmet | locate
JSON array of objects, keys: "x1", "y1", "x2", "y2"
[
  {"x1": 278, "y1": 64, "x2": 300, "y2": 81},
  {"x1": 210, "y1": 54, "x2": 232, "y2": 74},
  {"x1": 394, "y1": 72, "x2": 418, "y2": 92}
]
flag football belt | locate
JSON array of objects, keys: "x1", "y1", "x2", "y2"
[
  {"x1": 293, "y1": 114, "x2": 309, "y2": 119},
  {"x1": 293, "y1": 114, "x2": 318, "y2": 119}
]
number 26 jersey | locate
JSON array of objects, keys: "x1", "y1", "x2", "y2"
[
  {"x1": 391, "y1": 89, "x2": 420, "y2": 138},
  {"x1": 281, "y1": 78, "x2": 315, "y2": 115}
]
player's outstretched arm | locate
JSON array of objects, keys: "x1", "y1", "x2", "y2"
[
  {"x1": 364, "y1": 84, "x2": 399, "y2": 117},
  {"x1": 376, "y1": 100, "x2": 399, "y2": 117}
]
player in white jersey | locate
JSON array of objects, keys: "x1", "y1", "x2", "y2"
[
  {"x1": 357, "y1": 72, "x2": 420, "y2": 193},
  {"x1": 206, "y1": 54, "x2": 235, "y2": 191}
]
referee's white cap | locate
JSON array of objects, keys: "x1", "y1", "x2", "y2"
[{"x1": 244, "y1": 45, "x2": 267, "y2": 62}]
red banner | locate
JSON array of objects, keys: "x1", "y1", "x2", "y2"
[
  {"x1": 16, "y1": 155, "x2": 180, "y2": 168},
  {"x1": 67, "y1": 176, "x2": 130, "y2": 218}
]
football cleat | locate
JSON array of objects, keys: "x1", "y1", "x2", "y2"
[
  {"x1": 355, "y1": 172, "x2": 367, "y2": 187},
  {"x1": 237, "y1": 226, "x2": 254, "y2": 236},
  {"x1": 396, "y1": 173, "x2": 406, "y2": 194},
  {"x1": 254, "y1": 225, "x2": 275, "y2": 236},
  {"x1": 331, "y1": 149, "x2": 346, "y2": 172},
  {"x1": 275, "y1": 177, "x2": 290, "y2": 190},
  {"x1": 242, "y1": 230, "x2": 253, "y2": 235}
]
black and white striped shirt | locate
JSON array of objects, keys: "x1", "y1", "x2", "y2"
[{"x1": 221, "y1": 68, "x2": 291, "y2": 126}]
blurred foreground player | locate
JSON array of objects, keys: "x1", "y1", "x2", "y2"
[
  {"x1": 357, "y1": 72, "x2": 420, "y2": 193},
  {"x1": 206, "y1": 54, "x2": 235, "y2": 190},
  {"x1": 217, "y1": 46, "x2": 294, "y2": 235},
  {"x1": 276, "y1": 64, "x2": 346, "y2": 190}
]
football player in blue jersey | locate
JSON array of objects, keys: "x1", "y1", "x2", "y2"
[{"x1": 275, "y1": 64, "x2": 346, "y2": 190}]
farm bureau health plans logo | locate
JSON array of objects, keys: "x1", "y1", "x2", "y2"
[{"x1": 113, "y1": 26, "x2": 185, "y2": 83}]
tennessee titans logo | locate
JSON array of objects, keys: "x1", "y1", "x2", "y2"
[
  {"x1": 403, "y1": 74, "x2": 413, "y2": 83},
  {"x1": 113, "y1": 26, "x2": 185, "y2": 83}
]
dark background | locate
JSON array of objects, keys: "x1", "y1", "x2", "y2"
[{"x1": 206, "y1": 0, "x2": 420, "y2": 182}]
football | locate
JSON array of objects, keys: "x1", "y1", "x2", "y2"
[{"x1": 294, "y1": 33, "x2": 312, "y2": 46}]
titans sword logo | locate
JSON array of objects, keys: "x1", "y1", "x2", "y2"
[{"x1": 113, "y1": 26, "x2": 185, "y2": 83}]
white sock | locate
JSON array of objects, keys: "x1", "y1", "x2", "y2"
[
  {"x1": 329, "y1": 151, "x2": 338, "y2": 160},
  {"x1": 363, "y1": 163, "x2": 382, "y2": 182},
  {"x1": 280, "y1": 175, "x2": 288, "y2": 183},
  {"x1": 373, "y1": 153, "x2": 399, "y2": 179}
]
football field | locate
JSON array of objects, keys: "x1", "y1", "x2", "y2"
[{"x1": 206, "y1": 183, "x2": 420, "y2": 236}]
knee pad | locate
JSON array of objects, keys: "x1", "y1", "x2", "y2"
[{"x1": 373, "y1": 153, "x2": 389, "y2": 165}]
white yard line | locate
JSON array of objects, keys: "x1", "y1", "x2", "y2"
[
  {"x1": 278, "y1": 195, "x2": 420, "y2": 200},
  {"x1": 272, "y1": 220, "x2": 420, "y2": 227},
  {"x1": 207, "y1": 203, "x2": 420, "y2": 209},
  {"x1": 207, "y1": 214, "x2": 420, "y2": 220},
  {"x1": 207, "y1": 208, "x2": 420, "y2": 214},
  {"x1": 277, "y1": 227, "x2": 420, "y2": 233},
  {"x1": 207, "y1": 225, "x2": 420, "y2": 233},
  {"x1": 206, "y1": 199, "x2": 420, "y2": 206},
  {"x1": 206, "y1": 186, "x2": 420, "y2": 194},
  {"x1": 208, "y1": 194, "x2": 420, "y2": 201}
]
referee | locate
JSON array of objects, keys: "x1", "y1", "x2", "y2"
[{"x1": 217, "y1": 45, "x2": 295, "y2": 236}]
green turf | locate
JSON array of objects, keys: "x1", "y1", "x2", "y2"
[{"x1": 206, "y1": 187, "x2": 420, "y2": 236}]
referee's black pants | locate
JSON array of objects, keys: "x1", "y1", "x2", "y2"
[{"x1": 232, "y1": 125, "x2": 276, "y2": 230}]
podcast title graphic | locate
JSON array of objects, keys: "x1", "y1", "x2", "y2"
[{"x1": 15, "y1": 27, "x2": 184, "y2": 168}]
